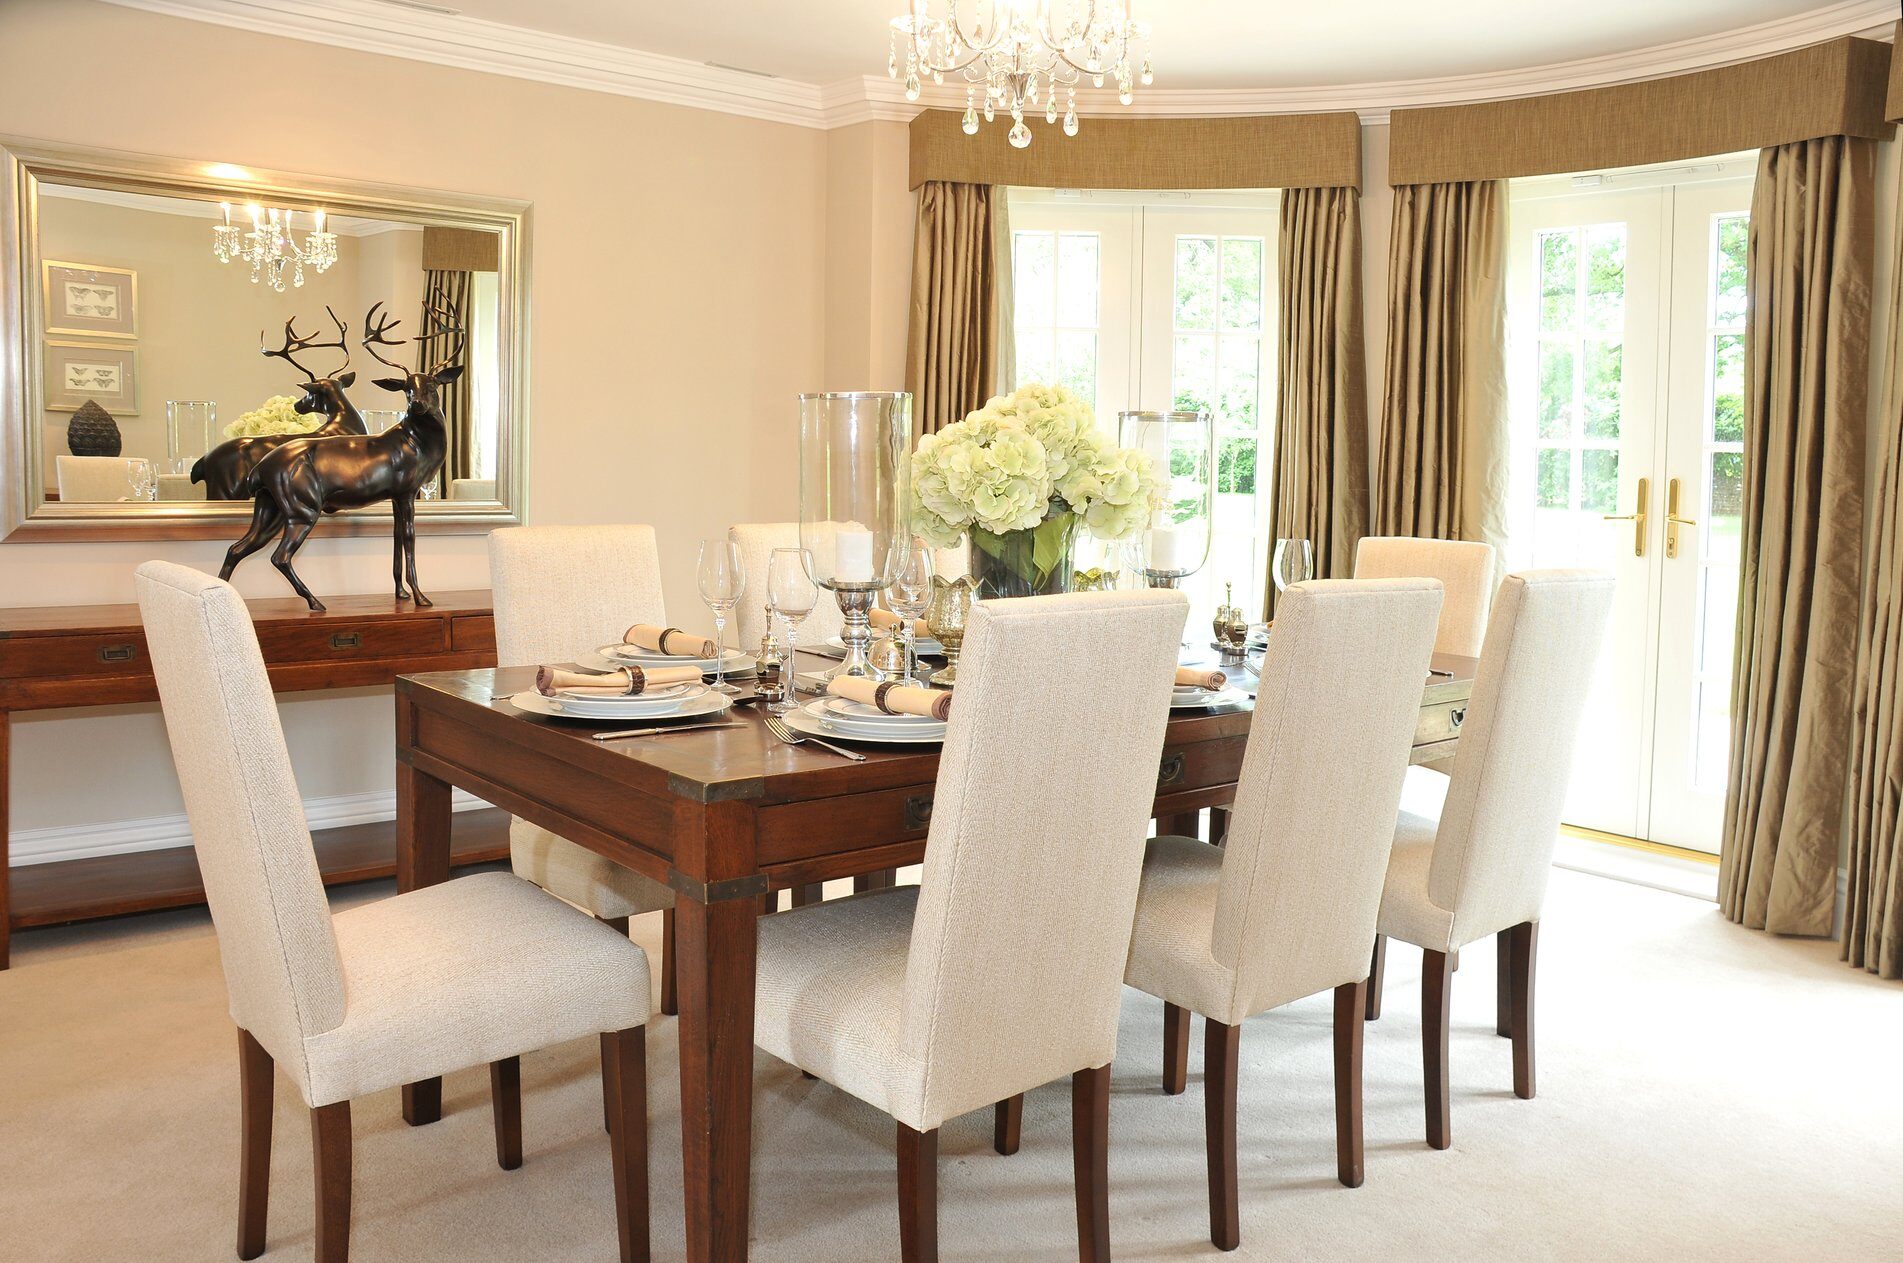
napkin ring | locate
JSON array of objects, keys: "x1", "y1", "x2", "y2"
[
  {"x1": 874, "y1": 681, "x2": 900, "y2": 715},
  {"x1": 622, "y1": 665, "x2": 645, "y2": 695},
  {"x1": 658, "y1": 626, "x2": 688, "y2": 655}
]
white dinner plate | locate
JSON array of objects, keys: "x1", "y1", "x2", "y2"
[
  {"x1": 1171, "y1": 687, "x2": 1248, "y2": 710},
  {"x1": 824, "y1": 634, "x2": 945, "y2": 657},
  {"x1": 552, "y1": 682, "x2": 708, "y2": 718},
  {"x1": 822, "y1": 696, "x2": 945, "y2": 726},
  {"x1": 583, "y1": 647, "x2": 757, "y2": 677},
  {"x1": 508, "y1": 689, "x2": 731, "y2": 722},
  {"x1": 787, "y1": 701, "x2": 944, "y2": 745}
]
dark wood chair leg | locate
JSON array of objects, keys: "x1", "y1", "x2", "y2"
[
  {"x1": 1509, "y1": 921, "x2": 1538, "y2": 1100},
  {"x1": 790, "y1": 882, "x2": 825, "y2": 908},
  {"x1": 660, "y1": 908, "x2": 678, "y2": 1017},
  {"x1": 1208, "y1": 807, "x2": 1230, "y2": 846},
  {"x1": 1073, "y1": 1065, "x2": 1111, "y2": 1263},
  {"x1": 994, "y1": 1094, "x2": 1023, "y2": 1155},
  {"x1": 1157, "y1": 811, "x2": 1202, "y2": 840},
  {"x1": 604, "y1": 1026, "x2": 650, "y2": 1263},
  {"x1": 1204, "y1": 1018, "x2": 1241, "y2": 1251},
  {"x1": 1366, "y1": 936, "x2": 1386, "y2": 1021},
  {"x1": 1333, "y1": 981, "x2": 1366, "y2": 1188},
  {"x1": 601, "y1": 1033, "x2": 618, "y2": 1135},
  {"x1": 236, "y1": 1029, "x2": 273, "y2": 1261},
  {"x1": 762, "y1": 891, "x2": 779, "y2": 915},
  {"x1": 1162, "y1": 1002, "x2": 1190, "y2": 1095},
  {"x1": 1422, "y1": 948, "x2": 1454, "y2": 1150},
  {"x1": 1496, "y1": 930, "x2": 1512, "y2": 1037},
  {"x1": 604, "y1": 914, "x2": 630, "y2": 936},
  {"x1": 311, "y1": 1101, "x2": 352, "y2": 1263},
  {"x1": 854, "y1": 868, "x2": 898, "y2": 894},
  {"x1": 490, "y1": 1056, "x2": 523, "y2": 1171},
  {"x1": 897, "y1": 1122, "x2": 939, "y2": 1263}
]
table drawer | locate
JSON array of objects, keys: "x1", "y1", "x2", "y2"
[
  {"x1": 253, "y1": 618, "x2": 446, "y2": 664},
  {"x1": 0, "y1": 631, "x2": 149, "y2": 680},
  {"x1": 1415, "y1": 700, "x2": 1469, "y2": 747},
  {"x1": 451, "y1": 614, "x2": 496, "y2": 654}
]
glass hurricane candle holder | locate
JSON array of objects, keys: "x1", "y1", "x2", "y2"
[
  {"x1": 165, "y1": 400, "x2": 216, "y2": 475},
  {"x1": 1119, "y1": 410, "x2": 1214, "y2": 588},
  {"x1": 798, "y1": 391, "x2": 911, "y2": 679}
]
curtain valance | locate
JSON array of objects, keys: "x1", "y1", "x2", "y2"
[
  {"x1": 421, "y1": 226, "x2": 499, "y2": 273},
  {"x1": 908, "y1": 109, "x2": 1362, "y2": 191},
  {"x1": 1390, "y1": 36, "x2": 1893, "y2": 185}
]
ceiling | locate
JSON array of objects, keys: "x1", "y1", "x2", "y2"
[{"x1": 430, "y1": 0, "x2": 1872, "y2": 89}]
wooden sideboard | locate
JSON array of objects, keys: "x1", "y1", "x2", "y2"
[{"x1": 0, "y1": 589, "x2": 503, "y2": 968}]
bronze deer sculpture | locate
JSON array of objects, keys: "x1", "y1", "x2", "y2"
[
  {"x1": 191, "y1": 307, "x2": 365, "y2": 500},
  {"x1": 217, "y1": 301, "x2": 464, "y2": 611}
]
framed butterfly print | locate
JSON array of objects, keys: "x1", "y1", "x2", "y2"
[
  {"x1": 42, "y1": 260, "x2": 138, "y2": 339},
  {"x1": 44, "y1": 340, "x2": 138, "y2": 414}
]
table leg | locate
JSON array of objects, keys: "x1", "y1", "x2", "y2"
[
  {"x1": 1, "y1": 710, "x2": 10, "y2": 970},
  {"x1": 394, "y1": 751, "x2": 452, "y2": 1126},
  {"x1": 1157, "y1": 811, "x2": 1202, "y2": 841}
]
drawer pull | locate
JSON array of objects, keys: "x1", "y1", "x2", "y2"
[
  {"x1": 1158, "y1": 752, "x2": 1186, "y2": 787},
  {"x1": 97, "y1": 643, "x2": 135, "y2": 663},
  {"x1": 329, "y1": 632, "x2": 363, "y2": 651},
  {"x1": 903, "y1": 794, "x2": 934, "y2": 831},
  {"x1": 1450, "y1": 707, "x2": 1466, "y2": 729}
]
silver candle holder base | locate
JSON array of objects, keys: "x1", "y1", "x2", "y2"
[{"x1": 821, "y1": 584, "x2": 885, "y2": 680}]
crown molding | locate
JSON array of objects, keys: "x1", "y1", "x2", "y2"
[{"x1": 104, "y1": 0, "x2": 1899, "y2": 132}]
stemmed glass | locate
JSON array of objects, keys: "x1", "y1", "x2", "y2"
[
  {"x1": 765, "y1": 547, "x2": 817, "y2": 713},
  {"x1": 1270, "y1": 538, "x2": 1314, "y2": 592},
  {"x1": 126, "y1": 458, "x2": 158, "y2": 502},
  {"x1": 697, "y1": 539, "x2": 746, "y2": 695},
  {"x1": 887, "y1": 541, "x2": 935, "y2": 686}
]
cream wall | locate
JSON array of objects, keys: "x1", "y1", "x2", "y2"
[{"x1": 823, "y1": 121, "x2": 915, "y2": 391}]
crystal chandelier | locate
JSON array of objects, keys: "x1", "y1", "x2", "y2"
[
  {"x1": 211, "y1": 202, "x2": 339, "y2": 292},
  {"x1": 888, "y1": 1, "x2": 1153, "y2": 148}
]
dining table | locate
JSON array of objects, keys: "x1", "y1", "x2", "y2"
[{"x1": 392, "y1": 650, "x2": 1477, "y2": 1263}]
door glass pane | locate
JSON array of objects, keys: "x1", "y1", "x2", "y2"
[
  {"x1": 1536, "y1": 447, "x2": 1571, "y2": 508},
  {"x1": 1582, "y1": 341, "x2": 1622, "y2": 438},
  {"x1": 1014, "y1": 231, "x2": 1054, "y2": 327},
  {"x1": 1540, "y1": 230, "x2": 1578, "y2": 331},
  {"x1": 1015, "y1": 329, "x2": 1053, "y2": 390},
  {"x1": 1056, "y1": 233, "x2": 1100, "y2": 327},
  {"x1": 1714, "y1": 215, "x2": 1749, "y2": 326},
  {"x1": 1219, "y1": 238, "x2": 1264, "y2": 331},
  {"x1": 1711, "y1": 334, "x2": 1744, "y2": 443},
  {"x1": 1173, "y1": 335, "x2": 1214, "y2": 413},
  {"x1": 1174, "y1": 235, "x2": 1217, "y2": 330},
  {"x1": 1538, "y1": 342, "x2": 1574, "y2": 438},
  {"x1": 1010, "y1": 226, "x2": 1104, "y2": 405},
  {"x1": 1584, "y1": 225, "x2": 1626, "y2": 333},
  {"x1": 1217, "y1": 337, "x2": 1260, "y2": 430},
  {"x1": 1056, "y1": 331, "x2": 1098, "y2": 405},
  {"x1": 1707, "y1": 451, "x2": 1743, "y2": 564},
  {"x1": 1581, "y1": 449, "x2": 1619, "y2": 513}
]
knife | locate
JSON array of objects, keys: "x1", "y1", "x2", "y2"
[{"x1": 591, "y1": 720, "x2": 744, "y2": 741}]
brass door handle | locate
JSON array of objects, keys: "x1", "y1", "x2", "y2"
[
  {"x1": 1602, "y1": 476, "x2": 1648, "y2": 558},
  {"x1": 1666, "y1": 478, "x2": 1698, "y2": 559}
]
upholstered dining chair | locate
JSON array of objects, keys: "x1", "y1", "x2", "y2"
[
  {"x1": 1122, "y1": 578, "x2": 1444, "y2": 1251},
  {"x1": 1353, "y1": 535, "x2": 1497, "y2": 658},
  {"x1": 1366, "y1": 569, "x2": 1614, "y2": 1151},
  {"x1": 752, "y1": 589, "x2": 1189, "y2": 1263},
  {"x1": 489, "y1": 524, "x2": 678, "y2": 1015},
  {"x1": 134, "y1": 562, "x2": 651, "y2": 1263}
]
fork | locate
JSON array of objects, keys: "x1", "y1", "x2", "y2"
[{"x1": 763, "y1": 712, "x2": 866, "y2": 762}]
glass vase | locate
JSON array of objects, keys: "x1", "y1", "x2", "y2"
[{"x1": 969, "y1": 500, "x2": 1079, "y2": 598}]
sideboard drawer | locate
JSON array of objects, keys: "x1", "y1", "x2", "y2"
[
  {"x1": 0, "y1": 632, "x2": 149, "y2": 680},
  {"x1": 254, "y1": 619, "x2": 446, "y2": 664},
  {"x1": 1415, "y1": 700, "x2": 1469, "y2": 746},
  {"x1": 451, "y1": 614, "x2": 496, "y2": 654}
]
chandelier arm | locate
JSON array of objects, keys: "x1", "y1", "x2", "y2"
[{"x1": 944, "y1": 1, "x2": 1011, "y2": 59}]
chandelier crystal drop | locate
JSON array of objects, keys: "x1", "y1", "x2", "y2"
[
  {"x1": 888, "y1": 1, "x2": 1153, "y2": 147},
  {"x1": 210, "y1": 202, "x2": 339, "y2": 293}
]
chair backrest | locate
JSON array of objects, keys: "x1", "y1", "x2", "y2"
[
  {"x1": 898, "y1": 589, "x2": 1187, "y2": 1128},
  {"x1": 1213, "y1": 579, "x2": 1444, "y2": 1016},
  {"x1": 488, "y1": 524, "x2": 667, "y2": 666},
  {"x1": 1354, "y1": 535, "x2": 1497, "y2": 658},
  {"x1": 729, "y1": 523, "x2": 969, "y2": 652},
  {"x1": 1429, "y1": 570, "x2": 1615, "y2": 944},
  {"x1": 135, "y1": 562, "x2": 344, "y2": 1077},
  {"x1": 56, "y1": 455, "x2": 137, "y2": 502}
]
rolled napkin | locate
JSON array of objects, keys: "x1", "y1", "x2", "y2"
[
  {"x1": 623, "y1": 623, "x2": 719, "y2": 658},
  {"x1": 537, "y1": 664, "x2": 703, "y2": 697},
  {"x1": 869, "y1": 607, "x2": 930, "y2": 638},
  {"x1": 828, "y1": 674, "x2": 952, "y2": 722},
  {"x1": 1176, "y1": 666, "x2": 1227, "y2": 690}
]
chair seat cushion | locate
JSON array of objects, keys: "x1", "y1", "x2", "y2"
[
  {"x1": 511, "y1": 819, "x2": 674, "y2": 920},
  {"x1": 1123, "y1": 835, "x2": 1242, "y2": 1024},
  {"x1": 303, "y1": 871, "x2": 650, "y2": 1106},
  {"x1": 754, "y1": 887, "x2": 928, "y2": 1127},
  {"x1": 1377, "y1": 811, "x2": 1457, "y2": 953}
]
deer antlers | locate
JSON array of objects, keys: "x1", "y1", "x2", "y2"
[
  {"x1": 362, "y1": 301, "x2": 409, "y2": 371},
  {"x1": 419, "y1": 296, "x2": 467, "y2": 376},
  {"x1": 259, "y1": 305, "x2": 349, "y2": 381},
  {"x1": 361, "y1": 298, "x2": 466, "y2": 378}
]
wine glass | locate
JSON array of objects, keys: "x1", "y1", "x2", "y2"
[
  {"x1": 1271, "y1": 538, "x2": 1313, "y2": 592},
  {"x1": 765, "y1": 547, "x2": 817, "y2": 714},
  {"x1": 887, "y1": 541, "x2": 935, "y2": 686},
  {"x1": 126, "y1": 458, "x2": 158, "y2": 502},
  {"x1": 697, "y1": 538, "x2": 747, "y2": 695}
]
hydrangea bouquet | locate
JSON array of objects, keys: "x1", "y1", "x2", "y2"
[
  {"x1": 911, "y1": 384, "x2": 1165, "y2": 597},
  {"x1": 223, "y1": 395, "x2": 321, "y2": 440}
]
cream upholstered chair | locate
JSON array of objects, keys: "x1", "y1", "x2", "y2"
[
  {"x1": 489, "y1": 524, "x2": 678, "y2": 1014},
  {"x1": 1353, "y1": 535, "x2": 1497, "y2": 658},
  {"x1": 1123, "y1": 578, "x2": 1443, "y2": 1251},
  {"x1": 729, "y1": 522, "x2": 969, "y2": 652},
  {"x1": 1367, "y1": 569, "x2": 1614, "y2": 1151},
  {"x1": 134, "y1": 562, "x2": 650, "y2": 1263},
  {"x1": 55, "y1": 454, "x2": 138, "y2": 501},
  {"x1": 753, "y1": 589, "x2": 1188, "y2": 1262}
]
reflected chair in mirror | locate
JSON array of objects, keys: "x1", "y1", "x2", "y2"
[
  {"x1": 54, "y1": 454, "x2": 139, "y2": 502},
  {"x1": 752, "y1": 590, "x2": 1189, "y2": 1263},
  {"x1": 1352, "y1": 536, "x2": 1498, "y2": 658},
  {"x1": 134, "y1": 562, "x2": 650, "y2": 1263},
  {"x1": 489, "y1": 524, "x2": 679, "y2": 1018},
  {"x1": 1122, "y1": 578, "x2": 1444, "y2": 1251},
  {"x1": 1367, "y1": 570, "x2": 1615, "y2": 1150}
]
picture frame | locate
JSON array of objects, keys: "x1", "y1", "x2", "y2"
[
  {"x1": 44, "y1": 340, "x2": 138, "y2": 414},
  {"x1": 42, "y1": 260, "x2": 138, "y2": 339}
]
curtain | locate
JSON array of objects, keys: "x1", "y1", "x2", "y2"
[
  {"x1": 1265, "y1": 184, "x2": 1368, "y2": 618},
  {"x1": 1375, "y1": 180, "x2": 1509, "y2": 557},
  {"x1": 906, "y1": 181, "x2": 1003, "y2": 436},
  {"x1": 418, "y1": 269, "x2": 473, "y2": 489},
  {"x1": 1719, "y1": 136, "x2": 1874, "y2": 937}
]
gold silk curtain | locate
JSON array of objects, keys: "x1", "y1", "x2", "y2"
[
  {"x1": 906, "y1": 181, "x2": 1003, "y2": 436},
  {"x1": 1374, "y1": 179, "x2": 1508, "y2": 555},
  {"x1": 1267, "y1": 184, "x2": 1368, "y2": 616},
  {"x1": 1719, "y1": 136, "x2": 1874, "y2": 937}
]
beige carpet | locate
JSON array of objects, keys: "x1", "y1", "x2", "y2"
[{"x1": 2, "y1": 863, "x2": 1899, "y2": 1262}]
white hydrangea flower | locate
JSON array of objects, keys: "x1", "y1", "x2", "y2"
[{"x1": 223, "y1": 395, "x2": 320, "y2": 440}]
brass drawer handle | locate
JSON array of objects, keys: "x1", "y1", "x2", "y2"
[
  {"x1": 1158, "y1": 752, "x2": 1186, "y2": 787},
  {"x1": 1450, "y1": 707, "x2": 1466, "y2": 729},
  {"x1": 903, "y1": 794, "x2": 934, "y2": 831},
  {"x1": 97, "y1": 643, "x2": 135, "y2": 663},
  {"x1": 330, "y1": 632, "x2": 363, "y2": 650}
]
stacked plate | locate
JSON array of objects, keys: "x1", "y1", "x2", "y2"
[
  {"x1": 786, "y1": 696, "x2": 947, "y2": 745},
  {"x1": 509, "y1": 680, "x2": 731, "y2": 722},
  {"x1": 822, "y1": 634, "x2": 945, "y2": 658},
  {"x1": 593, "y1": 642, "x2": 758, "y2": 675},
  {"x1": 1172, "y1": 684, "x2": 1248, "y2": 710}
]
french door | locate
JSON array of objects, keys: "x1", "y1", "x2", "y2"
[{"x1": 1507, "y1": 167, "x2": 1752, "y2": 853}]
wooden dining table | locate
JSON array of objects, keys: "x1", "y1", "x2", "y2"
[{"x1": 392, "y1": 651, "x2": 1476, "y2": 1263}]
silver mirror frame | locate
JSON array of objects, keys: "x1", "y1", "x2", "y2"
[{"x1": 0, "y1": 136, "x2": 530, "y2": 541}]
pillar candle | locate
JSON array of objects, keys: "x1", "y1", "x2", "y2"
[{"x1": 835, "y1": 523, "x2": 876, "y2": 582}]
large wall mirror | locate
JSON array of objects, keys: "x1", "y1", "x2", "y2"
[{"x1": 0, "y1": 138, "x2": 528, "y2": 539}]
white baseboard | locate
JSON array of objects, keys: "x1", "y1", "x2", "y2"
[
  {"x1": 1552, "y1": 835, "x2": 1719, "y2": 901},
  {"x1": 8, "y1": 788, "x2": 492, "y2": 867}
]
